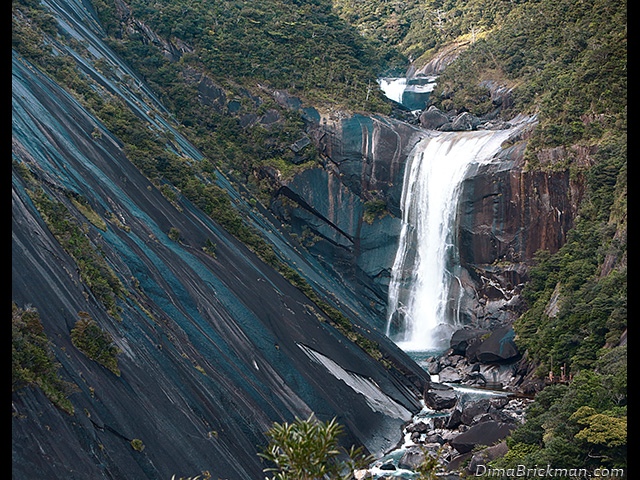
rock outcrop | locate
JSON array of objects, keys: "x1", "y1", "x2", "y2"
[
  {"x1": 269, "y1": 114, "x2": 425, "y2": 325},
  {"x1": 12, "y1": 4, "x2": 431, "y2": 477}
]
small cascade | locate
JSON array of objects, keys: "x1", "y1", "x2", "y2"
[
  {"x1": 386, "y1": 129, "x2": 516, "y2": 352},
  {"x1": 378, "y1": 76, "x2": 437, "y2": 111}
]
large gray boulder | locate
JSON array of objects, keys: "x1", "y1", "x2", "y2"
[
  {"x1": 450, "y1": 327, "x2": 490, "y2": 356},
  {"x1": 450, "y1": 421, "x2": 516, "y2": 454},
  {"x1": 419, "y1": 106, "x2": 449, "y2": 130},
  {"x1": 466, "y1": 326, "x2": 520, "y2": 363},
  {"x1": 398, "y1": 446, "x2": 426, "y2": 470},
  {"x1": 424, "y1": 384, "x2": 459, "y2": 410},
  {"x1": 467, "y1": 441, "x2": 509, "y2": 475}
]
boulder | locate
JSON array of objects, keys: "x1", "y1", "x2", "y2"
[
  {"x1": 445, "y1": 408, "x2": 463, "y2": 429},
  {"x1": 398, "y1": 446, "x2": 426, "y2": 470},
  {"x1": 419, "y1": 106, "x2": 449, "y2": 130},
  {"x1": 450, "y1": 421, "x2": 516, "y2": 454},
  {"x1": 438, "y1": 366, "x2": 463, "y2": 383},
  {"x1": 451, "y1": 112, "x2": 481, "y2": 131},
  {"x1": 460, "y1": 398, "x2": 493, "y2": 426},
  {"x1": 450, "y1": 328, "x2": 490, "y2": 356},
  {"x1": 354, "y1": 470, "x2": 374, "y2": 480},
  {"x1": 467, "y1": 441, "x2": 509, "y2": 475},
  {"x1": 424, "y1": 384, "x2": 459, "y2": 410},
  {"x1": 440, "y1": 112, "x2": 481, "y2": 131},
  {"x1": 407, "y1": 421, "x2": 430, "y2": 434},
  {"x1": 466, "y1": 326, "x2": 520, "y2": 363}
]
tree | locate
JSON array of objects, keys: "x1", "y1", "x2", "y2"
[{"x1": 258, "y1": 414, "x2": 373, "y2": 480}]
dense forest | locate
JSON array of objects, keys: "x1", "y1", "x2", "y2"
[{"x1": 13, "y1": 0, "x2": 626, "y2": 476}]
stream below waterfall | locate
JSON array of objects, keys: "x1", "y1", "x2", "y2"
[
  {"x1": 365, "y1": 349, "x2": 512, "y2": 479},
  {"x1": 370, "y1": 80, "x2": 534, "y2": 477}
]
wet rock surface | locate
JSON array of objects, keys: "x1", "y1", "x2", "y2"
[{"x1": 12, "y1": 17, "x2": 431, "y2": 479}]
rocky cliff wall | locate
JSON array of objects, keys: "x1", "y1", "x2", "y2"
[
  {"x1": 455, "y1": 142, "x2": 587, "y2": 328},
  {"x1": 270, "y1": 114, "x2": 425, "y2": 325},
  {"x1": 274, "y1": 112, "x2": 585, "y2": 332}
]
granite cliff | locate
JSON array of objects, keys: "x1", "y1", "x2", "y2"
[
  {"x1": 12, "y1": 1, "x2": 431, "y2": 477},
  {"x1": 269, "y1": 110, "x2": 585, "y2": 334}
]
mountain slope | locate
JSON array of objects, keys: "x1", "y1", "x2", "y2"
[{"x1": 11, "y1": 1, "x2": 431, "y2": 476}]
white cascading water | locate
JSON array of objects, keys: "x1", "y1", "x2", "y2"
[
  {"x1": 378, "y1": 78, "x2": 408, "y2": 104},
  {"x1": 386, "y1": 128, "x2": 516, "y2": 352}
]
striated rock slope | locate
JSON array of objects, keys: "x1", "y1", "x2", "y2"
[{"x1": 11, "y1": 3, "x2": 431, "y2": 476}]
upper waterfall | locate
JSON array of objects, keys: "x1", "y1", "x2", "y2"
[
  {"x1": 378, "y1": 76, "x2": 437, "y2": 111},
  {"x1": 385, "y1": 128, "x2": 516, "y2": 352}
]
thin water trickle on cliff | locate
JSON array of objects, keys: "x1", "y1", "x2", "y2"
[{"x1": 386, "y1": 129, "x2": 516, "y2": 352}]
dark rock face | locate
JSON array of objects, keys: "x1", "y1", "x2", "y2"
[
  {"x1": 466, "y1": 326, "x2": 520, "y2": 364},
  {"x1": 419, "y1": 105, "x2": 449, "y2": 130},
  {"x1": 459, "y1": 156, "x2": 585, "y2": 267},
  {"x1": 271, "y1": 114, "x2": 425, "y2": 324},
  {"x1": 398, "y1": 446, "x2": 427, "y2": 470},
  {"x1": 467, "y1": 441, "x2": 509, "y2": 475},
  {"x1": 424, "y1": 384, "x2": 459, "y2": 410},
  {"x1": 453, "y1": 139, "x2": 586, "y2": 330},
  {"x1": 450, "y1": 421, "x2": 516, "y2": 454},
  {"x1": 450, "y1": 327, "x2": 490, "y2": 355},
  {"x1": 12, "y1": 9, "x2": 432, "y2": 478}
]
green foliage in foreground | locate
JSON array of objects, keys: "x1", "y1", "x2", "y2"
[
  {"x1": 259, "y1": 415, "x2": 448, "y2": 479},
  {"x1": 259, "y1": 415, "x2": 373, "y2": 480},
  {"x1": 12, "y1": 303, "x2": 76, "y2": 414}
]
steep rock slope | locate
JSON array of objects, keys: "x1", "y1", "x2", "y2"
[{"x1": 11, "y1": 3, "x2": 430, "y2": 476}]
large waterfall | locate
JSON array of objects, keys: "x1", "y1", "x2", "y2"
[{"x1": 386, "y1": 129, "x2": 515, "y2": 352}]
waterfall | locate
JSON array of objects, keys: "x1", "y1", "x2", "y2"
[
  {"x1": 386, "y1": 129, "x2": 515, "y2": 352},
  {"x1": 378, "y1": 78, "x2": 408, "y2": 104}
]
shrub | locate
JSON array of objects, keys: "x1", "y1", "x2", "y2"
[
  {"x1": 12, "y1": 303, "x2": 76, "y2": 414},
  {"x1": 258, "y1": 414, "x2": 373, "y2": 480},
  {"x1": 168, "y1": 226, "x2": 181, "y2": 242},
  {"x1": 70, "y1": 312, "x2": 121, "y2": 376},
  {"x1": 130, "y1": 438, "x2": 145, "y2": 452}
]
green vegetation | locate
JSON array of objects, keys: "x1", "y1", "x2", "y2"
[
  {"x1": 16, "y1": 167, "x2": 125, "y2": 320},
  {"x1": 335, "y1": 0, "x2": 626, "y2": 157},
  {"x1": 504, "y1": 111, "x2": 626, "y2": 477},
  {"x1": 96, "y1": 0, "x2": 391, "y2": 112},
  {"x1": 428, "y1": 0, "x2": 625, "y2": 152},
  {"x1": 70, "y1": 194, "x2": 108, "y2": 231},
  {"x1": 514, "y1": 135, "x2": 626, "y2": 375},
  {"x1": 168, "y1": 226, "x2": 181, "y2": 242},
  {"x1": 363, "y1": 198, "x2": 388, "y2": 224},
  {"x1": 333, "y1": 0, "x2": 506, "y2": 69},
  {"x1": 490, "y1": 366, "x2": 626, "y2": 475},
  {"x1": 130, "y1": 438, "x2": 145, "y2": 452},
  {"x1": 12, "y1": 303, "x2": 76, "y2": 414},
  {"x1": 71, "y1": 312, "x2": 121, "y2": 376},
  {"x1": 259, "y1": 416, "x2": 447, "y2": 479},
  {"x1": 258, "y1": 414, "x2": 373, "y2": 479},
  {"x1": 202, "y1": 238, "x2": 217, "y2": 258}
]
